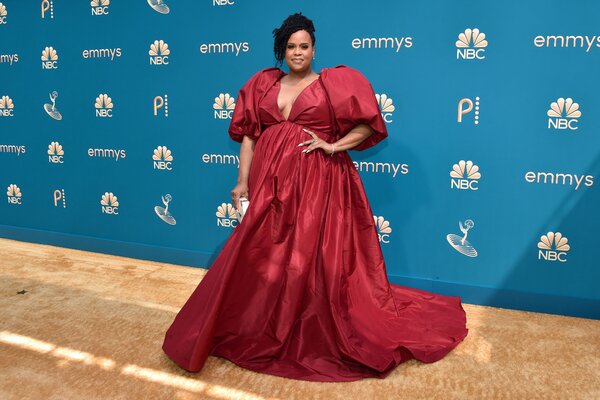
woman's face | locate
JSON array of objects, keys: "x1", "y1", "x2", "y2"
[{"x1": 284, "y1": 30, "x2": 314, "y2": 73}]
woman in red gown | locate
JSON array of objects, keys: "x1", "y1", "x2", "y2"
[{"x1": 162, "y1": 13, "x2": 468, "y2": 382}]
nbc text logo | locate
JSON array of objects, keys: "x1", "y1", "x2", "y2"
[
  {"x1": 53, "y1": 189, "x2": 66, "y2": 208},
  {"x1": 0, "y1": 96, "x2": 14, "y2": 117},
  {"x1": 213, "y1": 0, "x2": 235, "y2": 5},
  {"x1": 458, "y1": 97, "x2": 480, "y2": 125},
  {"x1": 101, "y1": 192, "x2": 119, "y2": 214},
  {"x1": 538, "y1": 232, "x2": 570, "y2": 262},
  {"x1": 216, "y1": 203, "x2": 238, "y2": 228},
  {"x1": 456, "y1": 28, "x2": 488, "y2": 60},
  {"x1": 48, "y1": 142, "x2": 64, "y2": 163},
  {"x1": 153, "y1": 146, "x2": 173, "y2": 170},
  {"x1": 95, "y1": 94, "x2": 113, "y2": 117},
  {"x1": 450, "y1": 160, "x2": 481, "y2": 190},
  {"x1": 41, "y1": 0, "x2": 54, "y2": 19},
  {"x1": 154, "y1": 95, "x2": 168, "y2": 117},
  {"x1": 374, "y1": 215, "x2": 392, "y2": 244},
  {"x1": 0, "y1": 2, "x2": 7, "y2": 24},
  {"x1": 41, "y1": 47, "x2": 59, "y2": 69},
  {"x1": 213, "y1": 93, "x2": 235, "y2": 119},
  {"x1": 7, "y1": 184, "x2": 22, "y2": 205},
  {"x1": 547, "y1": 98, "x2": 581, "y2": 130},
  {"x1": 149, "y1": 40, "x2": 170, "y2": 65},
  {"x1": 376, "y1": 94, "x2": 395, "y2": 123},
  {"x1": 91, "y1": 0, "x2": 110, "y2": 15}
]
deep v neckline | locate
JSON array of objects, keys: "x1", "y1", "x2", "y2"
[{"x1": 276, "y1": 75, "x2": 321, "y2": 121}]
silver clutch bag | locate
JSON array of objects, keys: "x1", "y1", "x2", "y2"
[{"x1": 237, "y1": 197, "x2": 250, "y2": 223}]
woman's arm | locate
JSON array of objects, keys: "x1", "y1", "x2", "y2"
[
  {"x1": 300, "y1": 124, "x2": 374, "y2": 155},
  {"x1": 330, "y1": 124, "x2": 374, "y2": 153},
  {"x1": 237, "y1": 135, "x2": 256, "y2": 183},
  {"x1": 231, "y1": 135, "x2": 255, "y2": 210}
]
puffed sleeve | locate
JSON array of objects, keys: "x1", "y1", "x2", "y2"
[
  {"x1": 321, "y1": 66, "x2": 388, "y2": 151},
  {"x1": 228, "y1": 70, "x2": 263, "y2": 143}
]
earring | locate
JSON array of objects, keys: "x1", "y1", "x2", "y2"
[{"x1": 312, "y1": 52, "x2": 316, "y2": 60}]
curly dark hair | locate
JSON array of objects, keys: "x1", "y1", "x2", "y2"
[{"x1": 272, "y1": 13, "x2": 316, "y2": 66}]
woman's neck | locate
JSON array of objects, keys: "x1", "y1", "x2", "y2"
[{"x1": 286, "y1": 68, "x2": 316, "y2": 81}]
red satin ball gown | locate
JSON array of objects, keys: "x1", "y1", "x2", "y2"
[{"x1": 162, "y1": 65, "x2": 468, "y2": 382}]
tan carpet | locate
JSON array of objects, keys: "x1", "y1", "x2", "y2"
[{"x1": 0, "y1": 238, "x2": 599, "y2": 400}]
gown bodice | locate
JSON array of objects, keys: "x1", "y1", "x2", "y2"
[{"x1": 258, "y1": 76, "x2": 336, "y2": 141}]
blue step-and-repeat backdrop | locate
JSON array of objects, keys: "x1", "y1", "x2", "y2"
[{"x1": 1, "y1": 1, "x2": 598, "y2": 318}]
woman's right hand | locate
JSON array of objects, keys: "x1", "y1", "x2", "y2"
[{"x1": 231, "y1": 182, "x2": 249, "y2": 211}]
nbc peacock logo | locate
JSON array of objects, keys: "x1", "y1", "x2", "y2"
[
  {"x1": 149, "y1": 40, "x2": 170, "y2": 65},
  {"x1": 41, "y1": 46, "x2": 59, "y2": 69},
  {"x1": 213, "y1": 93, "x2": 236, "y2": 119},
  {"x1": 7, "y1": 184, "x2": 22, "y2": 205},
  {"x1": 456, "y1": 28, "x2": 488, "y2": 60},
  {"x1": 373, "y1": 215, "x2": 392, "y2": 244},
  {"x1": 91, "y1": 0, "x2": 110, "y2": 16},
  {"x1": 95, "y1": 94, "x2": 113, "y2": 117},
  {"x1": 100, "y1": 192, "x2": 119, "y2": 214},
  {"x1": 216, "y1": 202, "x2": 239, "y2": 228},
  {"x1": 538, "y1": 232, "x2": 570, "y2": 262},
  {"x1": 376, "y1": 94, "x2": 395, "y2": 123},
  {"x1": 0, "y1": 2, "x2": 7, "y2": 24},
  {"x1": 0, "y1": 95, "x2": 14, "y2": 117},
  {"x1": 547, "y1": 98, "x2": 581, "y2": 131},
  {"x1": 450, "y1": 160, "x2": 481, "y2": 190},
  {"x1": 152, "y1": 145, "x2": 173, "y2": 170},
  {"x1": 48, "y1": 141, "x2": 64, "y2": 163}
]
